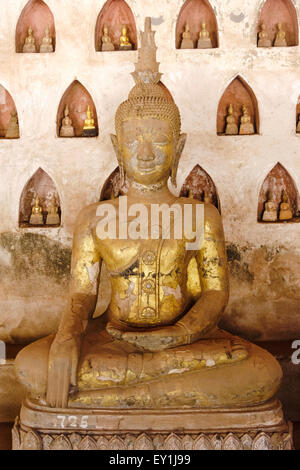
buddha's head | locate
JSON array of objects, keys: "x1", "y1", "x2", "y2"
[
  {"x1": 121, "y1": 25, "x2": 127, "y2": 36},
  {"x1": 103, "y1": 25, "x2": 108, "y2": 35},
  {"x1": 228, "y1": 103, "x2": 233, "y2": 114},
  {"x1": 28, "y1": 26, "x2": 33, "y2": 36},
  {"x1": 202, "y1": 22, "x2": 206, "y2": 29},
  {"x1": 111, "y1": 18, "x2": 186, "y2": 189},
  {"x1": 185, "y1": 23, "x2": 190, "y2": 32},
  {"x1": 278, "y1": 23, "x2": 282, "y2": 30}
]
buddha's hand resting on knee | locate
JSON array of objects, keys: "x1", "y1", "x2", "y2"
[
  {"x1": 106, "y1": 321, "x2": 191, "y2": 352},
  {"x1": 46, "y1": 333, "x2": 81, "y2": 408}
]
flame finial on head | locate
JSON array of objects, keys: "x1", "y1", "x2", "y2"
[
  {"x1": 132, "y1": 17, "x2": 162, "y2": 85},
  {"x1": 115, "y1": 17, "x2": 181, "y2": 148}
]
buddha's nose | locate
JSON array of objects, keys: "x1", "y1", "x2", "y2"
[{"x1": 137, "y1": 140, "x2": 155, "y2": 161}]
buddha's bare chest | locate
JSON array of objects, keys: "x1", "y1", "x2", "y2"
[{"x1": 96, "y1": 238, "x2": 191, "y2": 326}]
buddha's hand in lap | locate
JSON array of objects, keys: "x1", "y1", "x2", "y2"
[
  {"x1": 106, "y1": 321, "x2": 191, "y2": 352},
  {"x1": 46, "y1": 333, "x2": 81, "y2": 408}
]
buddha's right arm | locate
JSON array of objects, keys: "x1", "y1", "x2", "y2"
[{"x1": 57, "y1": 208, "x2": 101, "y2": 341}]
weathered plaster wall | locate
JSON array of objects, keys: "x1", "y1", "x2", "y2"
[{"x1": 1, "y1": 0, "x2": 300, "y2": 343}]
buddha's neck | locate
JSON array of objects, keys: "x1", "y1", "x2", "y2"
[{"x1": 127, "y1": 179, "x2": 174, "y2": 202}]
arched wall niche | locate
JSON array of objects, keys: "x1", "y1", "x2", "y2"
[
  {"x1": 217, "y1": 76, "x2": 259, "y2": 136},
  {"x1": 175, "y1": 0, "x2": 218, "y2": 49},
  {"x1": 179, "y1": 164, "x2": 221, "y2": 212},
  {"x1": 95, "y1": 0, "x2": 137, "y2": 51},
  {"x1": 56, "y1": 80, "x2": 99, "y2": 137},
  {"x1": 257, "y1": 0, "x2": 298, "y2": 46},
  {"x1": 257, "y1": 162, "x2": 300, "y2": 222},
  {"x1": 19, "y1": 168, "x2": 61, "y2": 227},
  {"x1": 15, "y1": 0, "x2": 56, "y2": 53},
  {"x1": 100, "y1": 166, "x2": 129, "y2": 201},
  {"x1": 0, "y1": 85, "x2": 19, "y2": 139}
]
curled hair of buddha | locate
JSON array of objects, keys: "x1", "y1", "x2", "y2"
[
  {"x1": 115, "y1": 17, "x2": 181, "y2": 143},
  {"x1": 115, "y1": 83, "x2": 181, "y2": 142}
]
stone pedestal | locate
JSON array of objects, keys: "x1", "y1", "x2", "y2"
[
  {"x1": 197, "y1": 38, "x2": 212, "y2": 49},
  {"x1": 13, "y1": 398, "x2": 293, "y2": 450},
  {"x1": 22, "y1": 45, "x2": 36, "y2": 53},
  {"x1": 29, "y1": 213, "x2": 43, "y2": 225},
  {"x1": 102, "y1": 43, "x2": 114, "y2": 51},
  {"x1": 120, "y1": 44, "x2": 132, "y2": 51},
  {"x1": 180, "y1": 39, "x2": 194, "y2": 49},
  {"x1": 40, "y1": 44, "x2": 53, "y2": 53},
  {"x1": 82, "y1": 128, "x2": 97, "y2": 137},
  {"x1": 46, "y1": 213, "x2": 60, "y2": 225}
]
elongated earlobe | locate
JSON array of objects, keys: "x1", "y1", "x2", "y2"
[
  {"x1": 110, "y1": 134, "x2": 125, "y2": 186},
  {"x1": 171, "y1": 133, "x2": 187, "y2": 188}
]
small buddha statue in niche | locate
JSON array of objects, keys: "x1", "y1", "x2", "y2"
[
  {"x1": 225, "y1": 104, "x2": 238, "y2": 135},
  {"x1": 40, "y1": 26, "x2": 53, "y2": 53},
  {"x1": 274, "y1": 23, "x2": 287, "y2": 47},
  {"x1": 15, "y1": 19, "x2": 284, "y2": 450},
  {"x1": 5, "y1": 109, "x2": 19, "y2": 139},
  {"x1": 239, "y1": 105, "x2": 255, "y2": 135},
  {"x1": 279, "y1": 190, "x2": 293, "y2": 221},
  {"x1": 82, "y1": 105, "x2": 97, "y2": 137},
  {"x1": 23, "y1": 26, "x2": 36, "y2": 53},
  {"x1": 29, "y1": 195, "x2": 43, "y2": 225},
  {"x1": 60, "y1": 105, "x2": 75, "y2": 137},
  {"x1": 101, "y1": 25, "x2": 115, "y2": 51},
  {"x1": 296, "y1": 114, "x2": 300, "y2": 133},
  {"x1": 180, "y1": 23, "x2": 194, "y2": 49},
  {"x1": 257, "y1": 22, "x2": 272, "y2": 47},
  {"x1": 203, "y1": 190, "x2": 212, "y2": 204},
  {"x1": 120, "y1": 25, "x2": 132, "y2": 50},
  {"x1": 262, "y1": 191, "x2": 278, "y2": 222},
  {"x1": 197, "y1": 22, "x2": 212, "y2": 49},
  {"x1": 46, "y1": 195, "x2": 60, "y2": 225}
]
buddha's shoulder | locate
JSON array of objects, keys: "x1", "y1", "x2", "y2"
[{"x1": 177, "y1": 197, "x2": 220, "y2": 218}]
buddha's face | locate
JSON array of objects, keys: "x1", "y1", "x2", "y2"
[{"x1": 119, "y1": 118, "x2": 174, "y2": 186}]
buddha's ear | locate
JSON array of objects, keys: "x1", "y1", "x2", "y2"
[
  {"x1": 171, "y1": 133, "x2": 187, "y2": 188},
  {"x1": 110, "y1": 134, "x2": 125, "y2": 186}
]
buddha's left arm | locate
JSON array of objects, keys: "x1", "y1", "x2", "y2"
[{"x1": 176, "y1": 203, "x2": 229, "y2": 342}]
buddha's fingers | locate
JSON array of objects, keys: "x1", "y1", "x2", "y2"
[
  {"x1": 47, "y1": 359, "x2": 71, "y2": 408},
  {"x1": 71, "y1": 348, "x2": 79, "y2": 387}
]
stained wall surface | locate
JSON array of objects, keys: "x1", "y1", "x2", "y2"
[{"x1": 1, "y1": 0, "x2": 300, "y2": 343}]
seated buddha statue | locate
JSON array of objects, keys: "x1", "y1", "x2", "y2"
[
  {"x1": 279, "y1": 190, "x2": 293, "y2": 221},
  {"x1": 197, "y1": 22, "x2": 212, "y2": 49},
  {"x1": 82, "y1": 105, "x2": 97, "y2": 137},
  {"x1": 225, "y1": 104, "x2": 238, "y2": 135},
  {"x1": 23, "y1": 26, "x2": 36, "y2": 53},
  {"x1": 274, "y1": 23, "x2": 287, "y2": 47},
  {"x1": 239, "y1": 105, "x2": 255, "y2": 135},
  {"x1": 29, "y1": 195, "x2": 43, "y2": 225},
  {"x1": 40, "y1": 26, "x2": 53, "y2": 53},
  {"x1": 101, "y1": 25, "x2": 114, "y2": 51},
  {"x1": 60, "y1": 105, "x2": 75, "y2": 137},
  {"x1": 46, "y1": 195, "x2": 60, "y2": 225},
  {"x1": 257, "y1": 22, "x2": 272, "y2": 47},
  {"x1": 262, "y1": 191, "x2": 278, "y2": 222},
  {"x1": 120, "y1": 25, "x2": 132, "y2": 50},
  {"x1": 180, "y1": 22, "x2": 194, "y2": 49},
  {"x1": 14, "y1": 18, "x2": 285, "y2": 450},
  {"x1": 5, "y1": 109, "x2": 19, "y2": 139}
]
